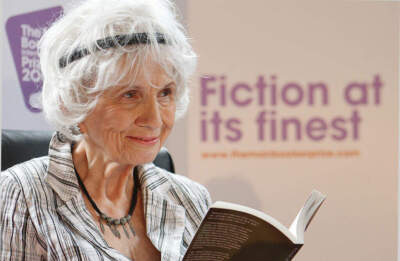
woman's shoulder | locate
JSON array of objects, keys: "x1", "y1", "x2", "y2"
[
  {"x1": 1, "y1": 156, "x2": 50, "y2": 193},
  {"x1": 141, "y1": 163, "x2": 212, "y2": 228},
  {"x1": 140, "y1": 163, "x2": 210, "y2": 201}
]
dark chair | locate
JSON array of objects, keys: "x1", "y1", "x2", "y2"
[{"x1": 1, "y1": 129, "x2": 175, "y2": 173}]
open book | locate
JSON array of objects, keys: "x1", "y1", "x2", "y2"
[{"x1": 183, "y1": 190, "x2": 326, "y2": 261}]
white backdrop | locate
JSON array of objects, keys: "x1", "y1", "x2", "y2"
[{"x1": 186, "y1": 1, "x2": 399, "y2": 260}]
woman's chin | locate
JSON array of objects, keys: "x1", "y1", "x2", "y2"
[{"x1": 118, "y1": 148, "x2": 160, "y2": 166}]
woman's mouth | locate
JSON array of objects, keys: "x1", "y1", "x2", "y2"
[{"x1": 127, "y1": 136, "x2": 159, "y2": 145}]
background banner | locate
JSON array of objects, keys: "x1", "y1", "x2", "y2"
[
  {"x1": 187, "y1": 1, "x2": 398, "y2": 260},
  {"x1": 6, "y1": 6, "x2": 63, "y2": 113},
  {"x1": 2, "y1": 1, "x2": 64, "y2": 130}
]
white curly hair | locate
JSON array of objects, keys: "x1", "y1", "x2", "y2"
[{"x1": 39, "y1": 0, "x2": 197, "y2": 140}]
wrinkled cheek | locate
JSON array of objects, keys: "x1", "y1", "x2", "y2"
[
  {"x1": 162, "y1": 103, "x2": 176, "y2": 125},
  {"x1": 101, "y1": 113, "x2": 132, "y2": 158},
  {"x1": 160, "y1": 110, "x2": 175, "y2": 145},
  {"x1": 104, "y1": 131, "x2": 124, "y2": 156},
  {"x1": 103, "y1": 109, "x2": 133, "y2": 131}
]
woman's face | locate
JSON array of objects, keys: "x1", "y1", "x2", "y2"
[{"x1": 80, "y1": 59, "x2": 176, "y2": 166}]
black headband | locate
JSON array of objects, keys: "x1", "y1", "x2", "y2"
[{"x1": 59, "y1": 32, "x2": 166, "y2": 68}]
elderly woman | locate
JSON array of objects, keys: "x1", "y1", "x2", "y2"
[{"x1": 0, "y1": 0, "x2": 211, "y2": 260}]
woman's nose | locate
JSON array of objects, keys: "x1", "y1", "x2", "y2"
[{"x1": 134, "y1": 98, "x2": 162, "y2": 129}]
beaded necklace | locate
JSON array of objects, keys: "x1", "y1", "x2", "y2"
[{"x1": 75, "y1": 167, "x2": 139, "y2": 239}]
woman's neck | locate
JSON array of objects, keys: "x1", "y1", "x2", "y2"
[{"x1": 72, "y1": 139, "x2": 136, "y2": 216}]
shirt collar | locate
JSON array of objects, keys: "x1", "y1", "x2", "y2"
[
  {"x1": 45, "y1": 132, "x2": 179, "y2": 207},
  {"x1": 45, "y1": 132, "x2": 81, "y2": 202}
]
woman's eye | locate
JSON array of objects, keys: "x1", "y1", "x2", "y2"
[
  {"x1": 123, "y1": 90, "x2": 138, "y2": 99},
  {"x1": 159, "y1": 88, "x2": 173, "y2": 98}
]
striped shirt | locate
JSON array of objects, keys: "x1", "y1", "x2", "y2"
[{"x1": 0, "y1": 133, "x2": 212, "y2": 261}]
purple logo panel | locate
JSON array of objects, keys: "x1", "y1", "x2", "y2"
[{"x1": 6, "y1": 6, "x2": 63, "y2": 113}]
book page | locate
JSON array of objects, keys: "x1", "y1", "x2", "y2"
[
  {"x1": 289, "y1": 190, "x2": 326, "y2": 243},
  {"x1": 183, "y1": 208, "x2": 302, "y2": 261}
]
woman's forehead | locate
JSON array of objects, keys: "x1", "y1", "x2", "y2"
[
  {"x1": 117, "y1": 55, "x2": 174, "y2": 85},
  {"x1": 103, "y1": 70, "x2": 174, "y2": 98},
  {"x1": 118, "y1": 68, "x2": 173, "y2": 89}
]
